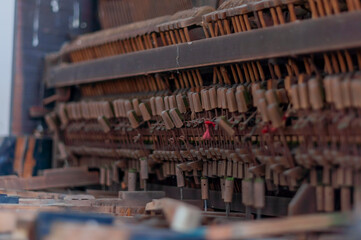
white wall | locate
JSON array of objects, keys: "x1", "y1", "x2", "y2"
[{"x1": 0, "y1": 0, "x2": 15, "y2": 136}]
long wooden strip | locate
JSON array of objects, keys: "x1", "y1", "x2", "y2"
[
  {"x1": 206, "y1": 213, "x2": 351, "y2": 239},
  {"x1": 48, "y1": 12, "x2": 361, "y2": 88},
  {"x1": 0, "y1": 171, "x2": 99, "y2": 190}
]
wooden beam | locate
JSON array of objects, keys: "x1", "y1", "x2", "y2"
[
  {"x1": 0, "y1": 169, "x2": 99, "y2": 190},
  {"x1": 0, "y1": 204, "x2": 144, "y2": 216},
  {"x1": 47, "y1": 12, "x2": 361, "y2": 88},
  {"x1": 206, "y1": 213, "x2": 352, "y2": 239}
]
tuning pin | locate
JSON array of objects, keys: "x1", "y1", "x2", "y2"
[{"x1": 139, "y1": 102, "x2": 152, "y2": 121}]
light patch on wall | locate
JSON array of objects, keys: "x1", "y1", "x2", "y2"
[{"x1": 0, "y1": 0, "x2": 15, "y2": 136}]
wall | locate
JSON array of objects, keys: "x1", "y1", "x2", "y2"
[
  {"x1": 0, "y1": 0, "x2": 15, "y2": 136},
  {"x1": 11, "y1": 0, "x2": 98, "y2": 135}
]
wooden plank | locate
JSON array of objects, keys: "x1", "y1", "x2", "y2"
[
  {"x1": 0, "y1": 189, "x2": 65, "y2": 199},
  {"x1": 118, "y1": 191, "x2": 165, "y2": 200},
  {"x1": 0, "y1": 204, "x2": 144, "y2": 216},
  {"x1": 0, "y1": 188, "x2": 94, "y2": 200},
  {"x1": 86, "y1": 189, "x2": 118, "y2": 198},
  {"x1": 206, "y1": 213, "x2": 352, "y2": 239},
  {"x1": 0, "y1": 171, "x2": 99, "y2": 190},
  {"x1": 47, "y1": 12, "x2": 361, "y2": 88},
  {"x1": 42, "y1": 166, "x2": 88, "y2": 177}
]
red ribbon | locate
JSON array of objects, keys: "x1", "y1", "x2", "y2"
[{"x1": 202, "y1": 121, "x2": 215, "y2": 140}]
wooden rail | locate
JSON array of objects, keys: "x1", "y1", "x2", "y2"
[{"x1": 47, "y1": 12, "x2": 361, "y2": 88}]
